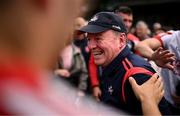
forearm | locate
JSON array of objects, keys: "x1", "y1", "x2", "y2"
[
  {"x1": 141, "y1": 100, "x2": 161, "y2": 116},
  {"x1": 135, "y1": 43, "x2": 154, "y2": 60},
  {"x1": 89, "y1": 54, "x2": 99, "y2": 87}
]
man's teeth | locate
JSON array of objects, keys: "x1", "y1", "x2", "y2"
[{"x1": 93, "y1": 51, "x2": 103, "y2": 55}]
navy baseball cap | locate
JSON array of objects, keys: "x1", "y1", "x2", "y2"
[{"x1": 80, "y1": 12, "x2": 127, "y2": 33}]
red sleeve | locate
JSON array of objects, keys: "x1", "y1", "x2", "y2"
[
  {"x1": 88, "y1": 53, "x2": 99, "y2": 87},
  {"x1": 154, "y1": 34, "x2": 164, "y2": 47},
  {"x1": 153, "y1": 31, "x2": 173, "y2": 48}
]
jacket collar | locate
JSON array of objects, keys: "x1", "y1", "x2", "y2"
[{"x1": 102, "y1": 46, "x2": 131, "y2": 77}]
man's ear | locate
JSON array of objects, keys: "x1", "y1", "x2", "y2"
[{"x1": 119, "y1": 33, "x2": 126, "y2": 48}]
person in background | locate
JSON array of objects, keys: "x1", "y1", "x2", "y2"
[
  {"x1": 55, "y1": 32, "x2": 88, "y2": 96},
  {"x1": 115, "y1": 6, "x2": 140, "y2": 47},
  {"x1": 73, "y1": 17, "x2": 93, "y2": 94},
  {"x1": 153, "y1": 26, "x2": 173, "y2": 36},
  {"x1": 135, "y1": 20, "x2": 151, "y2": 41},
  {"x1": 74, "y1": 17, "x2": 90, "y2": 66},
  {"x1": 153, "y1": 22, "x2": 162, "y2": 36}
]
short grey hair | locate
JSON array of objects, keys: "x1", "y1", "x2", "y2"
[{"x1": 111, "y1": 30, "x2": 128, "y2": 43}]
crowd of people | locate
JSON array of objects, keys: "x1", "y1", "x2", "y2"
[{"x1": 0, "y1": 0, "x2": 179, "y2": 115}]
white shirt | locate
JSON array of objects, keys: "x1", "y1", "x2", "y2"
[{"x1": 157, "y1": 30, "x2": 180, "y2": 106}]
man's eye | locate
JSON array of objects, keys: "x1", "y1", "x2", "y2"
[{"x1": 96, "y1": 37, "x2": 102, "y2": 41}]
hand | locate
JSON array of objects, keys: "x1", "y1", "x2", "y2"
[
  {"x1": 92, "y1": 86, "x2": 102, "y2": 102},
  {"x1": 54, "y1": 69, "x2": 70, "y2": 78},
  {"x1": 151, "y1": 47, "x2": 176, "y2": 70},
  {"x1": 77, "y1": 90, "x2": 85, "y2": 97},
  {"x1": 129, "y1": 73, "x2": 164, "y2": 105}
]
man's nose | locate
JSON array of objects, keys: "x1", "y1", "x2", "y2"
[{"x1": 88, "y1": 39, "x2": 97, "y2": 50}]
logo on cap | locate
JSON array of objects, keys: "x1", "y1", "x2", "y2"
[
  {"x1": 112, "y1": 25, "x2": 121, "y2": 30},
  {"x1": 90, "y1": 16, "x2": 98, "y2": 22}
]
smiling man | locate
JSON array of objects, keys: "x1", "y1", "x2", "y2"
[{"x1": 80, "y1": 12, "x2": 171, "y2": 115}]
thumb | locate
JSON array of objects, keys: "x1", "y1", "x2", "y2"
[
  {"x1": 129, "y1": 77, "x2": 139, "y2": 91},
  {"x1": 157, "y1": 47, "x2": 163, "y2": 52},
  {"x1": 154, "y1": 47, "x2": 163, "y2": 56}
]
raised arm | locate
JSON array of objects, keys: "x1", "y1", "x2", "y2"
[
  {"x1": 134, "y1": 38, "x2": 161, "y2": 60},
  {"x1": 135, "y1": 38, "x2": 175, "y2": 70},
  {"x1": 89, "y1": 54, "x2": 102, "y2": 101}
]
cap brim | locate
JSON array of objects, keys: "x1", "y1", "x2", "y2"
[{"x1": 79, "y1": 25, "x2": 109, "y2": 33}]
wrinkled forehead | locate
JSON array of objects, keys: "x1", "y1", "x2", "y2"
[{"x1": 87, "y1": 32, "x2": 101, "y2": 38}]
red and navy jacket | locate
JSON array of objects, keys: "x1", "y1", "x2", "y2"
[{"x1": 99, "y1": 46, "x2": 171, "y2": 115}]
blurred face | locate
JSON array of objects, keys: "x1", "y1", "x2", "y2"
[
  {"x1": 136, "y1": 26, "x2": 148, "y2": 39},
  {"x1": 74, "y1": 17, "x2": 87, "y2": 40},
  {"x1": 87, "y1": 30, "x2": 125, "y2": 67},
  {"x1": 117, "y1": 13, "x2": 133, "y2": 32},
  {"x1": 74, "y1": 17, "x2": 87, "y2": 30}
]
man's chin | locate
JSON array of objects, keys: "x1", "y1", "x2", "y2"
[
  {"x1": 94, "y1": 60, "x2": 105, "y2": 67},
  {"x1": 94, "y1": 61, "x2": 102, "y2": 65}
]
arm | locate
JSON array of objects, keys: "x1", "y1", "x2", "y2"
[
  {"x1": 60, "y1": 45, "x2": 73, "y2": 69},
  {"x1": 135, "y1": 39, "x2": 175, "y2": 70},
  {"x1": 89, "y1": 54, "x2": 101, "y2": 101},
  {"x1": 89, "y1": 54, "x2": 99, "y2": 87},
  {"x1": 134, "y1": 38, "x2": 161, "y2": 60},
  {"x1": 54, "y1": 69, "x2": 70, "y2": 77},
  {"x1": 129, "y1": 73, "x2": 163, "y2": 115}
]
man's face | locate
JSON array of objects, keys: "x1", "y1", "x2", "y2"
[
  {"x1": 116, "y1": 12, "x2": 133, "y2": 32},
  {"x1": 87, "y1": 30, "x2": 122, "y2": 67},
  {"x1": 136, "y1": 25, "x2": 148, "y2": 40}
]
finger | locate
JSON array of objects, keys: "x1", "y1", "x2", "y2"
[
  {"x1": 159, "y1": 50, "x2": 171, "y2": 56},
  {"x1": 156, "y1": 47, "x2": 163, "y2": 54},
  {"x1": 148, "y1": 73, "x2": 158, "y2": 83},
  {"x1": 164, "y1": 64, "x2": 174, "y2": 71},
  {"x1": 95, "y1": 97, "x2": 100, "y2": 102},
  {"x1": 163, "y1": 53, "x2": 175, "y2": 58},
  {"x1": 129, "y1": 77, "x2": 139, "y2": 91},
  {"x1": 96, "y1": 93, "x2": 101, "y2": 102},
  {"x1": 154, "y1": 48, "x2": 162, "y2": 56},
  {"x1": 155, "y1": 76, "x2": 162, "y2": 88},
  {"x1": 163, "y1": 58, "x2": 176, "y2": 63},
  {"x1": 161, "y1": 53, "x2": 176, "y2": 61}
]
